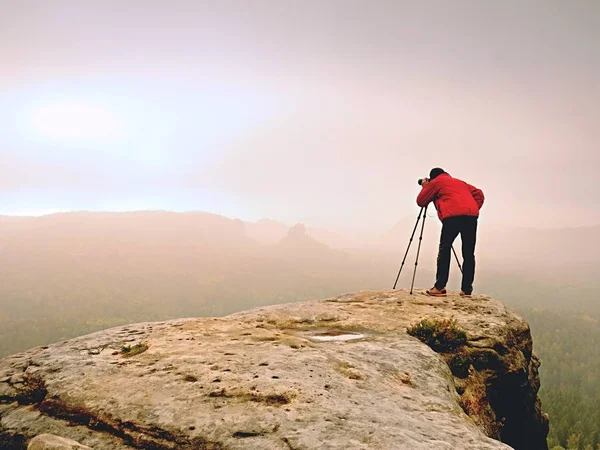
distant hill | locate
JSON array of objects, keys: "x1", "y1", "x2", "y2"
[
  {"x1": 245, "y1": 218, "x2": 288, "y2": 244},
  {"x1": 270, "y1": 223, "x2": 348, "y2": 263},
  {"x1": 245, "y1": 218, "x2": 358, "y2": 249},
  {"x1": 0, "y1": 211, "x2": 259, "y2": 278}
]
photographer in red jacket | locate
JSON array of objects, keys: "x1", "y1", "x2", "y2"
[{"x1": 417, "y1": 168, "x2": 485, "y2": 297}]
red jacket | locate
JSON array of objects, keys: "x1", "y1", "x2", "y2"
[{"x1": 416, "y1": 173, "x2": 484, "y2": 221}]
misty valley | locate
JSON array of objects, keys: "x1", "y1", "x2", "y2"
[{"x1": 0, "y1": 212, "x2": 598, "y2": 449}]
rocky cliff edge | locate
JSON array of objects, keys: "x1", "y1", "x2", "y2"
[{"x1": 0, "y1": 290, "x2": 549, "y2": 450}]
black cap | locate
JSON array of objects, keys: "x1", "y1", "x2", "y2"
[{"x1": 429, "y1": 168, "x2": 447, "y2": 180}]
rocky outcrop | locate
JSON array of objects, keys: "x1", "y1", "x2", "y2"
[{"x1": 0, "y1": 290, "x2": 548, "y2": 449}]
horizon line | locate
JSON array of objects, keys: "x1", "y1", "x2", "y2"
[{"x1": 0, "y1": 209, "x2": 598, "y2": 231}]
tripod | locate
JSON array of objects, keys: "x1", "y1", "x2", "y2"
[{"x1": 392, "y1": 207, "x2": 463, "y2": 294}]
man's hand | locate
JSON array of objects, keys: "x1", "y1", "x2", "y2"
[{"x1": 416, "y1": 177, "x2": 435, "y2": 207}]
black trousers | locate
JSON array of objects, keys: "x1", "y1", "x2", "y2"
[{"x1": 434, "y1": 215, "x2": 478, "y2": 294}]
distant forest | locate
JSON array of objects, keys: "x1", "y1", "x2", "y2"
[
  {"x1": 485, "y1": 278, "x2": 600, "y2": 450},
  {"x1": 0, "y1": 212, "x2": 598, "y2": 449}
]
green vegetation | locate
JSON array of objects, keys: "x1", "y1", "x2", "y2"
[
  {"x1": 448, "y1": 353, "x2": 472, "y2": 378},
  {"x1": 407, "y1": 318, "x2": 467, "y2": 352},
  {"x1": 484, "y1": 273, "x2": 600, "y2": 450},
  {"x1": 524, "y1": 310, "x2": 600, "y2": 450}
]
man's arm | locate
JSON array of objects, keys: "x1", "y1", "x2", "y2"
[
  {"x1": 416, "y1": 181, "x2": 439, "y2": 207},
  {"x1": 466, "y1": 183, "x2": 485, "y2": 209}
]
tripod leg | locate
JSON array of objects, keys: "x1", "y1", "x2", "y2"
[
  {"x1": 451, "y1": 246, "x2": 463, "y2": 274},
  {"x1": 410, "y1": 206, "x2": 428, "y2": 294},
  {"x1": 393, "y1": 208, "x2": 424, "y2": 289}
]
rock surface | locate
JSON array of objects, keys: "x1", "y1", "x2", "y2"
[
  {"x1": 27, "y1": 433, "x2": 91, "y2": 449},
  {"x1": 0, "y1": 290, "x2": 548, "y2": 450}
]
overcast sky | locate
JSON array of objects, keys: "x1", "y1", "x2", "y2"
[{"x1": 1, "y1": 0, "x2": 598, "y2": 229}]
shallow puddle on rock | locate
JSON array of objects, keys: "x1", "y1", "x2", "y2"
[{"x1": 304, "y1": 330, "x2": 369, "y2": 342}]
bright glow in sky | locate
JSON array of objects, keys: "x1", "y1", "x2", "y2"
[
  {"x1": 1, "y1": 0, "x2": 599, "y2": 229},
  {"x1": 31, "y1": 102, "x2": 120, "y2": 139}
]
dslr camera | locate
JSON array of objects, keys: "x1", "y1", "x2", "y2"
[{"x1": 417, "y1": 178, "x2": 429, "y2": 186}]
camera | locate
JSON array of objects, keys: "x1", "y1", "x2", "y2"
[{"x1": 418, "y1": 178, "x2": 429, "y2": 186}]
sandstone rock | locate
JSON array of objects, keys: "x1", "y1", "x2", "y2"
[
  {"x1": 28, "y1": 433, "x2": 92, "y2": 449},
  {"x1": 0, "y1": 290, "x2": 548, "y2": 449}
]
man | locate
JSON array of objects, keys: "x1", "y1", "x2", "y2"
[{"x1": 416, "y1": 168, "x2": 484, "y2": 297}]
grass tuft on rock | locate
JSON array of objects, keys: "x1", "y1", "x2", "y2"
[
  {"x1": 407, "y1": 318, "x2": 467, "y2": 352},
  {"x1": 448, "y1": 353, "x2": 472, "y2": 378},
  {"x1": 120, "y1": 342, "x2": 148, "y2": 357}
]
